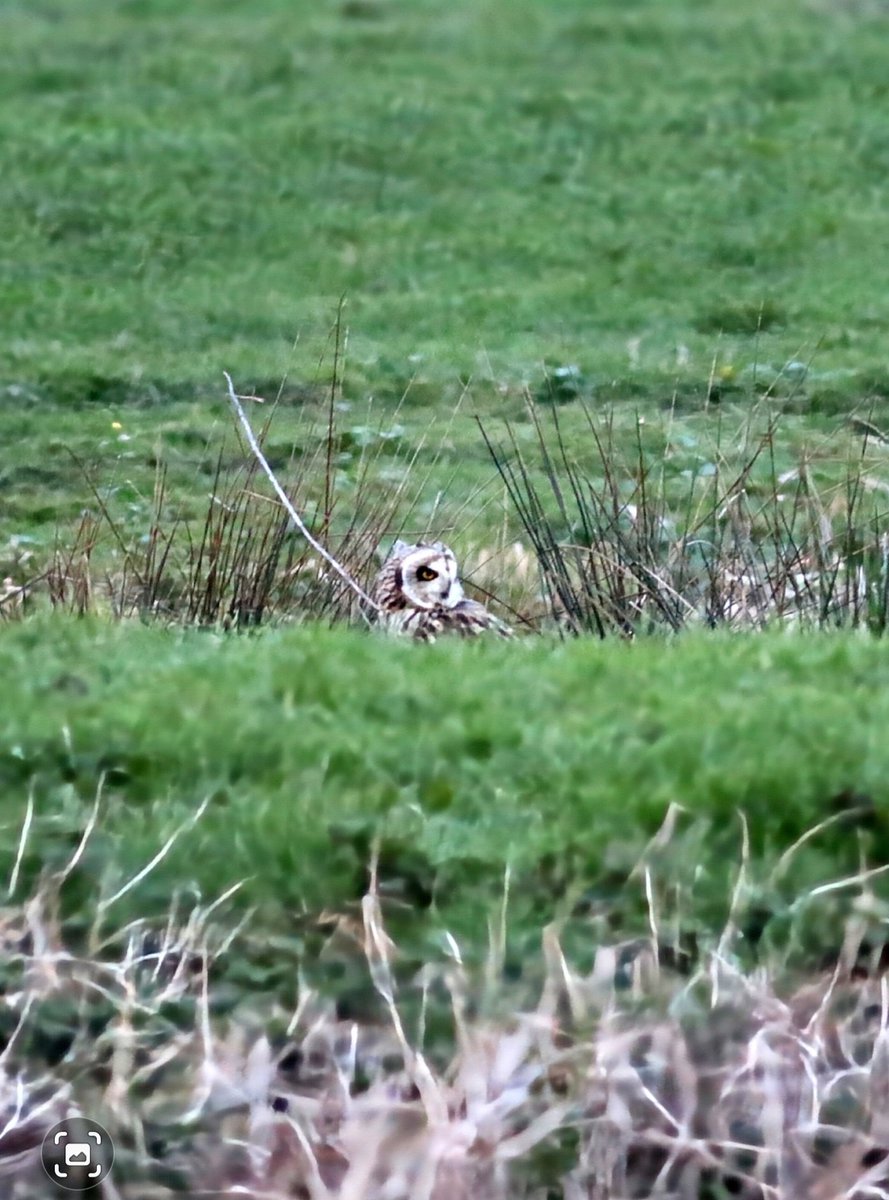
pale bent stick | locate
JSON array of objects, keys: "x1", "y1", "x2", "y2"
[{"x1": 224, "y1": 371, "x2": 380, "y2": 615}]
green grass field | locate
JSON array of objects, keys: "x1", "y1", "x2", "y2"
[
  {"x1": 7, "y1": 0, "x2": 889, "y2": 392},
  {"x1": 7, "y1": 6, "x2": 889, "y2": 1190},
  {"x1": 5, "y1": 0, "x2": 889, "y2": 982},
  {"x1": 6, "y1": 0, "x2": 889, "y2": 562}
]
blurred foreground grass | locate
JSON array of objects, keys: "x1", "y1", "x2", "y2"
[{"x1": 3, "y1": 618, "x2": 888, "y2": 987}]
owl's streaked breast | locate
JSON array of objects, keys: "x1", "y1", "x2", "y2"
[{"x1": 372, "y1": 540, "x2": 513, "y2": 643}]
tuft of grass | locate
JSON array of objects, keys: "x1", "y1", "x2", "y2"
[
  {"x1": 694, "y1": 297, "x2": 789, "y2": 336},
  {"x1": 481, "y1": 392, "x2": 889, "y2": 636},
  {"x1": 12, "y1": 370, "x2": 524, "y2": 629},
  {"x1": 8, "y1": 359, "x2": 889, "y2": 639}
]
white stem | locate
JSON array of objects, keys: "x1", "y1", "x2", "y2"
[{"x1": 224, "y1": 371, "x2": 380, "y2": 614}]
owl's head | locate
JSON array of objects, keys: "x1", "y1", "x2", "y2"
[{"x1": 387, "y1": 540, "x2": 465, "y2": 610}]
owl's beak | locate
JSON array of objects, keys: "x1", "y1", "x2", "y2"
[{"x1": 441, "y1": 580, "x2": 465, "y2": 609}]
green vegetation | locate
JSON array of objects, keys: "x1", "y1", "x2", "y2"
[
  {"x1": 4, "y1": 619, "x2": 888, "y2": 977},
  {"x1": 6, "y1": 0, "x2": 889, "y2": 561},
  {"x1": 4, "y1": 0, "x2": 889, "y2": 970},
  {"x1": 5, "y1": 6, "x2": 889, "y2": 1188},
  {"x1": 7, "y1": 0, "x2": 889, "y2": 390}
]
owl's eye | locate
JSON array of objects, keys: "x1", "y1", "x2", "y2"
[{"x1": 416, "y1": 566, "x2": 439, "y2": 582}]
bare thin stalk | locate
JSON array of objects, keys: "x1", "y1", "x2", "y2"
[{"x1": 224, "y1": 371, "x2": 379, "y2": 615}]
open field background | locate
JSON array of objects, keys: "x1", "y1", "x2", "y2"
[
  {"x1": 7, "y1": 0, "x2": 889, "y2": 393},
  {"x1": 6, "y1": 0, "x2": 889, "y2": 1192},
  {"x1": 6, "y1": 0, "x2": 889, "y2": 565}
]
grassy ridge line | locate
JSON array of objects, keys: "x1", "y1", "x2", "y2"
[{"x1": 2, "y1": 619, "x2": 887, "y2": 940}]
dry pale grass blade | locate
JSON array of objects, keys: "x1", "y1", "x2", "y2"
[
  {"x1": 97, "y1": 794, "x2": 212, "y2": 915},
  {"x1": 6, "y1": 785, "x2": 34, "y2": 901},
  {"x1": 5, "y1": 822, "x2": 889, "y2": 1197}
]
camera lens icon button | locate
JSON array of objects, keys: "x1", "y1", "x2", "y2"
[{"x1": 41, "y1": 1119, "x2": 114, "y2": 1191}]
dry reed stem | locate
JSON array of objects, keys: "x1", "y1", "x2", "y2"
[{"x1": 224, "y1": 371, "x2": 380, "y2": 618}]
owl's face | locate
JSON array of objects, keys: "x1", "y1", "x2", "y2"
[{"x1": 388, "y1": 540, "x2": 465, "y2": 611}]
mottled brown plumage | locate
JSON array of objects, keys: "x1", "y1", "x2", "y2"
[{"x1": 373, "y1": 540, "x2": 512, "y2": 643}]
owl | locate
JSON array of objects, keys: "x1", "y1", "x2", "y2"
[{"x1": 373, "y1": 540, "x2": 512, "y2": 642}]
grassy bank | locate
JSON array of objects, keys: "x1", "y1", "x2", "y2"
[
  {"x1": 3, "y1": 618, "x2": 888, "y2": 979},
  {"x1": 3, "y1": 617, "x2": 889, "y2": 1195}
]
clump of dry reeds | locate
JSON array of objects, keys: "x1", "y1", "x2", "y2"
[
  {"x1": 3, "y1": 811, "x2": 889, "y2": 1199},
  {"x1": 480, "y1": 396, "x2": 889, "y2": 637},
  {"x1": 10, "y1": 361, "x2": 889, "y2": 637},
  {"x1": 11, "y1": 369, "x2": 520, "y2": 632},
  {"x1": 17, "y1": 390, "x2": 417, "y2": 629}
]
